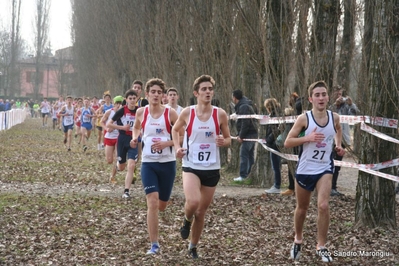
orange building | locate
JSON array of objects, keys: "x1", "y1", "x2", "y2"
[{"x1": 17, "y1": 47, "x2": 76, "y2": 99}]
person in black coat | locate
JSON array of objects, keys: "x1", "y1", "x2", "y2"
[{"x1": 232, "y1": 90, "x2": 258, "y2": 182}]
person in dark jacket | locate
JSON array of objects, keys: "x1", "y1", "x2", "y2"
[
  {"x1": 232, "y1": 90, "x2": 258, "y2": 182},
  {"x1": 264, "y1": 98, "x2": 283, "y2": 193}
]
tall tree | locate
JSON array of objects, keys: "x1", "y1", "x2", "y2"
[
  {"x1": 9, "y1": 0, "x2": 22, "y2": 97},
  {"x1": 336, "y1": 0, "x2": 356, "y2": 92},
  {"x1": 33, "y1": 0, "x2": 50, "y2": 99},
  {"x1": 309, "y1": 0, "x2": 340, "y2": 89},
  {"x1": 354, "y1": 0, "x2": 398, "y2": 229}
]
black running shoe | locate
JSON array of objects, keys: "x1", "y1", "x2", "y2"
[
  {"x1": 188, "y1": 247, "x2": 198, "y2": 259},
  {"x1": 290, "y1": 242, "x2": 301, "y2": 260},
  {"x1": 63, "y1": 138, "x2": 67, "y2": 144},
  {"x1": 180, "y1": 218, "x2": 192, "y2": 239},
  {"x1": 83, "y1": 146, "x2": 87, "y2": 152}
]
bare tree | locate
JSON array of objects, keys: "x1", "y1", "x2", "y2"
[
  {"x1": 33, "y1": 0, "x2": 50, "y2": 100},
  {"x1": 354, "y1": 0, "x2": 398, "y2": 230},
  {"x1": 336, "y1": 0, "x2": 356, "y2": 92},
  {"x1": 9, "y1": 0, "x2": 22, "y2": 97}
]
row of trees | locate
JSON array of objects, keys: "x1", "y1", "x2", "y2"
[
  {"x1": 71, "y1": 0, "x2": 398, "y2": 229},
  {"x1": 0, "y1": 0, "x2": 52, "y2": 99}
]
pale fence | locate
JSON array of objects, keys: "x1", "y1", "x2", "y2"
[{"x1": 0, "y1": 109, "x2": 29, "y2": 131}]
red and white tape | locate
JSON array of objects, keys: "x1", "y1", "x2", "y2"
[
  {"x1": 230, "y1": 114, "x2": 398, "y2": 129},
  {"x1": 231, "y1": 137, "x2": 399, "y2": 182}
]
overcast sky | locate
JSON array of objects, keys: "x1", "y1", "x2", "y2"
[{"x1": 0, "y1": 0, "x2": 72, "y2": 53}]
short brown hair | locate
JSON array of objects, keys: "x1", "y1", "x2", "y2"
[
  {"x1": 193, "y1": 75, "x2": 215, "y2": 92},
  {"x1": 145, "y1": 78, "x2": 166, "y2": 93},
  {"x1": 131, "y1": 80, "x2": 143, "y2": 88},
  {"x1": 308, "y1": 80, "x2": 328, "y2": 97},
  {"x1": 166, "y1": 87, "x2": 178, "y2": 95}
]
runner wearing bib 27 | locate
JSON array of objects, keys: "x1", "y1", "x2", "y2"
[{"x1": 284, "y1": 80, "x2": 345, "y2": 263}]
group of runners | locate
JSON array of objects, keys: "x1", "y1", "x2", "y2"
[{"x1": 48, "y1": 76, "x2": 343, "y2": 262}]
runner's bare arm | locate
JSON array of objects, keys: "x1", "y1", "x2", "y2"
[
  {"x1": 218, "y1": 109, "x2": 231, "y2": 147},
  {"x1": 284, "y1": 114, "x2": 309, "y2": 148}
]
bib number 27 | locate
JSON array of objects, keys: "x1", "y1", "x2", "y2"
[{"x1": 312, "y1": 150, "x2": 326, "y2": 160}]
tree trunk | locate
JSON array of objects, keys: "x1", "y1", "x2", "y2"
[{"x1": 354, "y1": 0, "x2": 398, "y2": 229}]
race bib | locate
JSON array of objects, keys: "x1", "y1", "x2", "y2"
[
  {"x1": 64, "y1": 115, "x2": 73, "y2": 126},
  {"x1": 142, "y1": 137, "x2": 171, "y2": 157},
  {"x1": 191, "y1": 143, "x2": 217, "y2": 165}
]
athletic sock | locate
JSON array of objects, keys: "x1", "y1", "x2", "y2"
[{"x1": 189, "y1": 243, "x2": 197, "y2": 250}]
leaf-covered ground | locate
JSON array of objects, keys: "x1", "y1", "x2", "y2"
[{"x1": 0, "y1": 118, "x2": 398, "y2": 265}]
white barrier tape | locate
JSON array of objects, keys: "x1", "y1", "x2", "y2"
[
  {"x1": 358, "y1": 168, "x2": 399, "y2": 182},
  {"x1": 360, "y1": 122, "x2": 399, "y2": 144},
  {"x1": 230, "y1": 114, "x2": 398, "y2": 128},
  {"x1": 234, "y1": 136, "x2": 399, "y2": 174},
  {"x1": 257, "y1": 138, "x2": 399, "y2": 181}
]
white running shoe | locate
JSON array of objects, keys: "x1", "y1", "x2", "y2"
[
  {"x1": 234, "y1": 176, "x2": 246, "y2": 182},
  {"x1": 265, "y1": 185, "x2": 281, "y2": 194}
]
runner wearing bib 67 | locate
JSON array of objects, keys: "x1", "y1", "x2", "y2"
[
  {"x1": 284, "y1": 80, "x2": 345, "y2": 263},
  {"x1": 130, "y1": 78, "x2": 184, "y2": 256},
  {"x1": 172, "y1": 75, "x2": 231, "y2": 259}
]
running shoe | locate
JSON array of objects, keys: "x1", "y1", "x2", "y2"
[
  {"x1": 265, "y1": 185, "x2": 281, "y2": 194},
  {"x1": 180, "y1": 218, "x2": 192, "y2": 239},
  {"x1": 146, "y1": 244, "x2": 160, "y2": 255},
  {"x1": 234, "y1": 176, "x2": 246, "y2": 182},
  {"x1": 290, "y1": 242, "x2": 301, "y2": 260},
  {"x1": 83, "y1": 145, "x2": 88, "y2": 152},
  {"x1": 188, "y1": 247, "x2": 198, "y2": 259},
  {"x1": 63, "y1": 138, "x2": 67, "y2": 144},
  {"x1": 122, "y1": 191, "x2": 131, "y2": 199},
  {"x1": 316, "y1": 247, "x2": 333, "y2": 262},
  {"x1": 67, "y1": 148, "x2": 71, "y2": 152}
]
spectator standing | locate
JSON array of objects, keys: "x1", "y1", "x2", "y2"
[
  {"x1": 264, "y1": 98, "x2": 283, "y2": 194},
  {"x1": 329, "y1": 86, "x2": 359, "y2": 196},
  {"x1": 232, "y1": 89, "x2": 258, "y2": 182},
  {"x1": 281, "y1": 92, "x2": 303, "y2": 196},
  {"x1": 0, "y1": 99, "x2": 5, "y2": 112}
]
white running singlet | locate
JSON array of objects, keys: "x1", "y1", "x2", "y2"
[
  {"x1": 104, "y1": 109, "x2": 119, "y2": 139},
  {"x1": 296, "y1": 110, "x2": 336, "y2": 175},
  {"x1": 63, "y1": 105, "x2": 74, "y2": 126},
  {"x1": 141, "y1": 106, "x2": 175, "y2": 163},
  {"x1": 182, "y1": 106, "x2": 221, "y2": 170}
]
